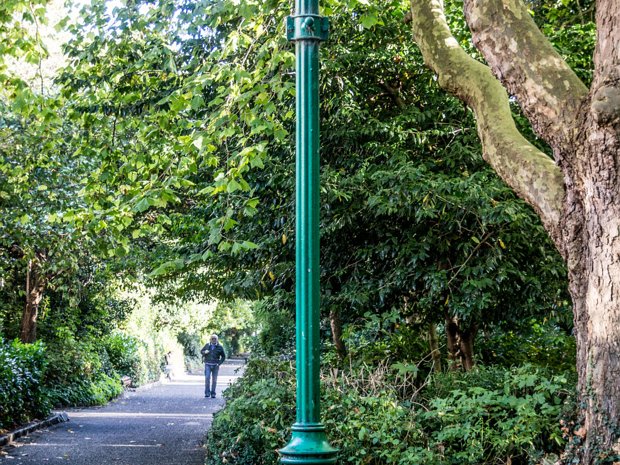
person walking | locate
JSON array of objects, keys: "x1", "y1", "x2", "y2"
[
  {"x1": 201, "y1": 334, "x2": 226, "y2": 398},
  {"x1": 163, "y1": 351, "x2": 173, "y2": 380}
]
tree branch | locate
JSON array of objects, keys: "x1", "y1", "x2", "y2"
[
  {"x1": 379, "y1": 80, "x2": 406, "y2": 109},
  {"x1": 594, "y1": 0, "x2": 620, "y2": 83},
  {"x1": 590, "y1": 0, "x2": 620, "y2": 125},
  {"x1": 463, "y1": 0, "x2": 588, "y2": 151},
  {"x1": 409, "y1": 0, "x2": 565, "y2": 240}
]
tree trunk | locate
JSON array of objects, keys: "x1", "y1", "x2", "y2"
[
  {"x1": 329, "y1": 307, "x2": 347, "y2": 360},
  {"x1": 19, "y1": 259, "x2": 46, "y2": 343},
  {"x1": 409, "y1": 0, "x2": 620, "y2": 459},
  {"x1": 459, "y1": 325, "x2": 476, "y2": 372},
  {"x1": 569, "y1": 245, "x2": 620, "y2": 462},
  {"x1": 564, "y1": 115, "x2": 620, "y2": 463},
  {"x1": 428, "y1": 322, "x2": 442, "y2": 372},
  {"x1": 446, "y1": 316, "x2": 477, "y2": 372},
  {"x1": 445, "y1": 316, "x2": 459, "y2": 370}
]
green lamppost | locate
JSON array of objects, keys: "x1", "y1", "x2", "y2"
[{"x1": 278, "y1": 1, "x2": 338, "y2": 464}]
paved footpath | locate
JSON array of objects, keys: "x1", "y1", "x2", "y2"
[{"x1": 0, "y1": 360, "x2": 245, "y2": 465}]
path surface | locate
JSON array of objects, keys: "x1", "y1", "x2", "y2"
[{"x1": 0, "y1": 360, "x2": 244, "y2": 465}]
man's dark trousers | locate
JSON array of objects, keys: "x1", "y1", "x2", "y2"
[{"x1": 205, "y1": 364, "x2": 219, "y2": 397}]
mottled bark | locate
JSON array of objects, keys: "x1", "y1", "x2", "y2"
[
  {"x1": 410, "y1": 0, "x2": 620, "y2": 461},
  {"x1": 409, "y1": 0, "x2": 564, "y2": 240},
  {"x1": 593, "y1": 0, "x2": 620, "y2": 86},
  {"x1": 19, "y1": 258, "x2": 46, "y2": 343}
]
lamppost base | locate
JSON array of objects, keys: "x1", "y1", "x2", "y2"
[{"x1": 279, "y1": 423, "x2": 338, "y2": 464}]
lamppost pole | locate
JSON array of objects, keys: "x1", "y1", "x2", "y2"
[{"x1": 278, "y1": 0, "x2": 337, "y2": 464}]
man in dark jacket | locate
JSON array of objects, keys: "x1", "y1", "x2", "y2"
[{"x1": 201, "y1": 334, "x2": 226, "y2": 398}]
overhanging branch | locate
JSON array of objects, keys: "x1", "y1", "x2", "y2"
[
  {"x1": 409, "y1": 0, "x2": 565, "y2": 239},
  {"x1": 463, "y1": 0, "x2": 588, "y2": 152}
]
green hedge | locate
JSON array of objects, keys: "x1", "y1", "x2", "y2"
[
  {"x1": 0, "y1": 340, "x2": 50, "y2": 430},
  {"x1": 43, "y1": 333, "x2": 123, "y2": 407},
  {"x1": 205, "y1": 358, "x2": 575, "y2": 465}
]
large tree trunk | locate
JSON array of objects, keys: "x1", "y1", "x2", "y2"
[
  {"x1": 410, "y1": 0, "x2": 620, "y2": 460},
  {"x1": 19, "y1": 258, "x2": 46, "y2": 343},
  {"x1": 566, "y1": 114, "x2": 620, "y2": 463},
  {"x1": 569, "y1": 230, "x2": 620, "y2": 462}
]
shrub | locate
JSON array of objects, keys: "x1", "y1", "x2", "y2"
[
  {"x1": 341, "y1": 311, "x2": 431, "y2": 369},
  {"x1": 133, "y1": 339, "x2": 163, "y2": 386},
  {"x1": 103, "y1": 332, "x2": 162, "y2": 386},
  {"x1": 324, "y1": 389, "x2": 428, "y2": 464},
  {"x1": 104, "y1": 332, "x2": 141, "y2": 378},
  {"x1": 43, "y1": 329, "x2": 122, "y2": 407},
  {"x1": 478, "y1": 320, "x2": 576, "y2": 374},
  {"x1": 205, "y1": 358, "x2": 295, "y2": 465},
  {"x1": 421, "y1": 365, "x2": 575, "y2": 464},
  {"x1": 177, "y1": 331, "x2": 204, "y2": 372},
  {"x1": 205, "y1": 358, "x2": 575, "y2": 465},
  {"x1": 0, "y1": 339, "x2": 51, "y2": 430},
  {"x1": 46, "y1": 373, "x2": 123, "y2": 407}
]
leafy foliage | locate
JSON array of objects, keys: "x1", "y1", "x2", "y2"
[
  {"x1": 206, "y1": 357, "x2": 575, "y2": 465},
  {"x1": 421, "y1": 366, "x2": 575, "y2": 464},
  {"x1": 205, "y1": 359, "x2": 295, "y2": 465},
  {"x1": 0, "y1": 0, "x2": 50, "y2": 94},
  {"x1": 42, "y1": 328, "x2": 122, "y2": 407},
  {"x1": 115, "y1": 0, "x2": 570, "y2": 370},
  {"x1": 0, "y1": 339, "x2": 50, "y2": 430},
  {"x1": 103, "y1": 332, "x2": 143, "y2": 380},
  {"x1": 479, "y1": 319, "x2": 576, "y2": 373}
]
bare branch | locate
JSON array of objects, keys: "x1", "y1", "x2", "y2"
[
  {"x1": 409, "y1": 0, "x2": 564, "y2": 239},
  {"x1": 463, "y1": 0, "x2": 588, "y2": 151}
]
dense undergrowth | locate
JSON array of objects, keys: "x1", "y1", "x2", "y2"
[
  {"x1": 206, "y1": 357, "x2": 576, "y2": 465},
  {"x1": 0, "y1": 331, "x2": 163, "y2": 430},
  {"x1": 206, "y1": 323, "x2": 577, "y2": 465}
]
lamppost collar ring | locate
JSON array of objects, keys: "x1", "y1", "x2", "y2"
[{"x1": 286, "y1": 15, "x2": 329, "y2": 42}]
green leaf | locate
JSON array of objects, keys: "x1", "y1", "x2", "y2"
[
  {"x1": 133, "y1": 197, "x2": 152, "y2": 213},
  {"x1": 226, "y1": 179, "x2": 242, "y2": 193},
  {"x1": 359, "y1": 12, "x2": 378, "y2": 29},
  {"x1": 149, "y1": 259, "x2": 185, "y2": 277}
]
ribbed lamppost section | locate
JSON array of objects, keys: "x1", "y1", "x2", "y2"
[{"x1": 278, "y1": 0, "x2": 337, "y2": 463}]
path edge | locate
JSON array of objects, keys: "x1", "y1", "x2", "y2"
[
  {"x1": 0, "y1": 412, "x2": 69, "y2": 448},
  {"x1": 0, "y1": 378, "x2": 163, "y2": 447}
]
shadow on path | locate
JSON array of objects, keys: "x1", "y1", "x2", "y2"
[{"x1": 0, "y1": 361, "x2": 245, "y2": 465}]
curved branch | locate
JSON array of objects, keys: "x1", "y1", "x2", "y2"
[
  {"x1": 409, "y1": 0, "x2": 564, "y2": 240},
  {"x1": 463, "y1": 0, "x2": 588, "y2": 151}
]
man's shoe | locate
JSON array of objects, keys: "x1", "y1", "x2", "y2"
[{"x1": 211, "y1": 395, "x2": 216, "y2": 398}]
